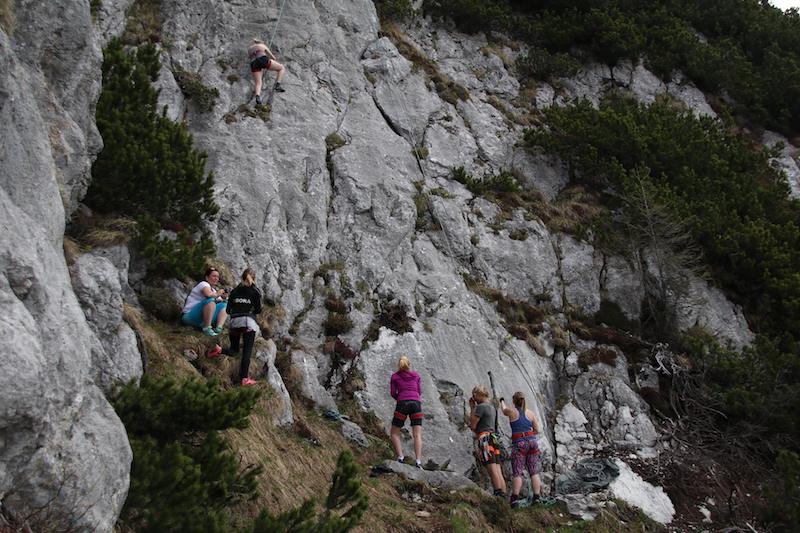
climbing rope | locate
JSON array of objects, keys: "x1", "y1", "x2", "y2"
[{"x1": 267, "y1": 0, "x2": 290, "y2": 49}]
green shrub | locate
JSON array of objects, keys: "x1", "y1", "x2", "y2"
[
  {"x1": 516, "y1": 47, "x2": 581, "y2": 81},
  {"x1": 451, "y1": 166, "x2": 520, "y2": 195},
  {"x1": 111, "y1": 376, "x2": 262, "y2": 532},
  {"x1": 172, "y1": 65, "x2": 219, "y2": 112},
  {"x1": 525, "y1": 93, "x2": 800, "y2": 448},
  {"x1": 250, "y1": 450, "x2": 368, "y2": 532},
  {"x1": 326, "y1": 132, "x2": 346, "y2": 152},
  {"x1": 764, "y1": 449, "x2": 800, "y2": 530},
  {"x1": 374, "y1": 0, "x2": 414, "y2": 23},
  {"x1": 85, "y1": 39, "x2": 218, "y2": 279}
]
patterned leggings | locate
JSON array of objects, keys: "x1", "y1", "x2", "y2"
[{"x1": 511, "y1": 436, "x2": 541, "y2": 477}]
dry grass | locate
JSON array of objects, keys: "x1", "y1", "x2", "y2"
[
  {"x1": 121, "y1": 0, "x2": 162, "y2": 45},
  {"x1": 62, "y1": 236, "x2": 83, "y2": 266},
  {"x1": 0, "y1": 0, "x2": 14, "y2": 35},
  {"x1": 123, "y1": 304, "x2": 201, "y2": 379}
]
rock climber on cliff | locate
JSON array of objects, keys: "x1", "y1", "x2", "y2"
[{"x1": 248, "y1": 38, "x2": 286, "y2": 105}]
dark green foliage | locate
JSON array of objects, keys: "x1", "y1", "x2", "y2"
[
  {"x1": 529, "y1": 97, "x2": 800, "y2": 448},
  {"x1": 251, "y1": 451, "x2": 368, "y2": 533},
  {"x1": 90, "y1": 0, "x2": 102, "y2": 18},
  {"x1": 516, "y1": 47, "x2": 580, "y2": 81},
  {"x1": 172, "y1": 65, "x2": 220, "y2": 112},
  {"x1": 764, "y1": 449, "x2": 800, "y2": 530},
  {"x1": 451, "y1": 166, "x2": 520, "y2": 195},
  {"x1": 525, "y1": 96, "x2": 800, "y2": 343},
  {"x1": 86, "y1": 39, "x2": 218, "y2": 279},
  {"x1": 373, "y1": 0, "x2": 414, "y2": 23},
  {"x1": 111, "y1": 376, "x2": 262, "y2": 532},
  {"x1": 423, "y1": 0, "x2": 800, "y2": 134}
]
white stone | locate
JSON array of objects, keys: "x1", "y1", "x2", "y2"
[{"x1": 609, "y1": 459, "x2": 675, "y2": 524}]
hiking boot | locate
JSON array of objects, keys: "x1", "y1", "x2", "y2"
[
  {"x1": 255, "y1": 94, "x2": 262, "y2": 105},
  {"x1": 213, "y1": 325, "x2": 224, "y2": 335},
  {"x1": 415, "y1": 460, "x2": 423, "y2": 469},
  {"x1": 274, "y1": 82, "x2": 286, "y2": 93},
  {"x1": 510, "y1": 494, "x2": 521, "y2": 508},
  {"x1": 241, "y1": 378, "x2": 257, "y2": 386},
  {"x1": 207, "y1": 345, "x2": 222, "y2": 358},
  {"x1": 397, "y1": 456, "x2": 405, "y2": 464},
  {"x1": 202, "y1": 326, "x2": 217, "y2": 337}
]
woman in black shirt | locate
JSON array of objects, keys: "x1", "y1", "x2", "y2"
[{"x1": 226, "y1": 268, "x2": 263, "y2": 386}]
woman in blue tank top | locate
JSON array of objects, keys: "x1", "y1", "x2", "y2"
[{"x1": 500, "y1": 391, "x2": 542, "y2": 507}]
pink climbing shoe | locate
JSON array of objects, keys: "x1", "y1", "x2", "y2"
[
  {"x1": 207, "y1": 345, "x2": 222, "y2": 358},
  {"x1": 241, "y1": 378, "x2": 257, "y2": 386}
]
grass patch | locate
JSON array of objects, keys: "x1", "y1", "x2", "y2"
[
  {"x1": 323, "y1": 312, "x2": 354, "y2": 337},
  {"x1": 577, "y1": 346, "x2": 618, "y2": 371},
  {"x1": 237, "y1": 103, "x2": 270, "y2": 121},
  {"x1": 325, "y1": 132, "x2": 346, "y2": 152}
]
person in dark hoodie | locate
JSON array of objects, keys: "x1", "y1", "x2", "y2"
[
  {"x1": 389, "y1": 355, "x2": 424, "y2": 468},
  {"x1": 225, "y1": 268, "x2": 263, "y2": 386}
]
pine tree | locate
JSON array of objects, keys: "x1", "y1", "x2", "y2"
[
  {"x1": 85, "y1": 38, "x2": 218, "y2": 278},
  {"x1": 111, "y1": 377, "x2": 261, "y2": 532}
]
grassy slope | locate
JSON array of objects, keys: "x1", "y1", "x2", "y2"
[{"x1": 123, "y1": 306, "x2": 664, "y2": 532}]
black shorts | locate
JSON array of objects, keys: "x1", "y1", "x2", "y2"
[
  {"x1": 250, "y1": 56, "x2": 271, "y2": 72},
  {"x1": 392, "y1": 400, "x2": 423, "y2": 427}
]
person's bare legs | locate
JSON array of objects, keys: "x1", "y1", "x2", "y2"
[
  {"x1": 268, "y1": 60, "x2": 285, "y2": 83},
  {"x1": 252, "y1": 69, "x2": 263, "y2": 97},
  {"x1": 202, "y1": 300, "x2": 215, "y2": 327},
  {"x1": 390, "y1": 426, "x2": 403, "y2": 459},
  {"x1": 411, "y1": 425, "x2": 422, "y2": 462},
  {"x1": 531, "y1": 473, "x2": 542, "y2": 496},
  {"x1": 215, "y1": 307, "x2": 228, "y2": 329},
  {"x1": 487, "y1": 463, "x2": 506, "y2": 493},
  {"x1": 512, "y1": 475, "x2": 523, "y2": 496}
]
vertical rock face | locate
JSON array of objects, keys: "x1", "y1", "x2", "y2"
[
  {"x1": 0, "y1": 1, "x2": 136, "y2": 530},
  {"x1": 152, "y1": 0, "x2": 755, "y2": 483}
]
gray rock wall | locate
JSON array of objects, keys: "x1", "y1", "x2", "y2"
[{"x1": 0, "y1": 1, "x2": 136, "y2": 530}]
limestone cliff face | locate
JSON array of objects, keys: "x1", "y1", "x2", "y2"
[
  {"x1": 0, "y1": 1, "x2": 140, "y2": 530},
  {"x1": 153, "y1": 0, "x2": 752, "y2": 488},
  {"x1": 2, "y1": 0, "x2": 789, "y2": 528}
]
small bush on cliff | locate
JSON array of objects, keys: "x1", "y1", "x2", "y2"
[
  {"x1": 111, "y1": 376, "x2": 261, "y2": 533},
  {"x1": 85, "y1": 38, "x2": 218, "y2": 279}
]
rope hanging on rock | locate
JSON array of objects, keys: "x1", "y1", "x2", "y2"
[{"x1": 268, "y1": 0, "x2": 289, "y2": 49}]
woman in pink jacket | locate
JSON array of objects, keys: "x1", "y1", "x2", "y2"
[{"x1": 389, "y1": 355, "x2": 423, "y2": 468}]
